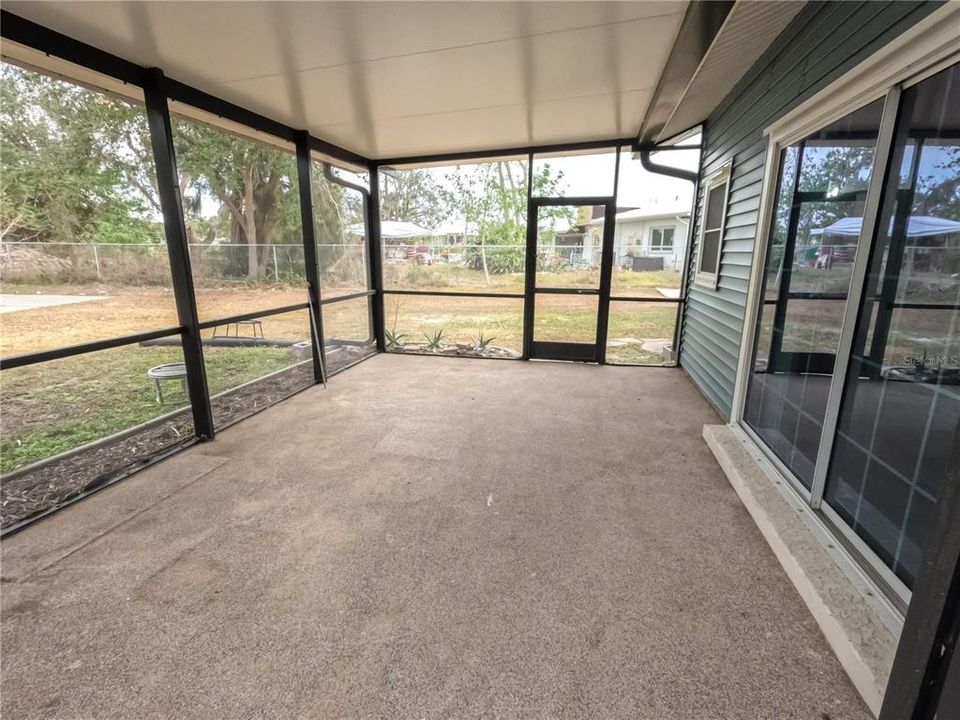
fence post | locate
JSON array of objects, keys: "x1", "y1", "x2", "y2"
[
  {"x1": 142, "y1": 68, "x2": 215, "y2": 440},
  {"x1": 92, "y1": 243, "x2": 101, "y2": 280}
]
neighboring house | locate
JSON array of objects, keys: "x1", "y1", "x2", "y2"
[
  {"x1": 587, "y1": 203, "x2": 691, "y2": 271},
  {"x1": 433, "y1": 220, "x2": 479, "y2": 247}
]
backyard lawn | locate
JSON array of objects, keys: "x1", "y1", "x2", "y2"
[
  {"x1": 5, "y1": 259, "x2": 951, "y2": 479},
  {"x1": 1, "y1": 267, "x2": 680, "y2": 476},
  {"x1": 0, "y1": 344, "x2": 297, "y2": 473}
]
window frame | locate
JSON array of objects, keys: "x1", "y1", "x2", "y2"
[
  {"x1": 648, "y1": 225, "x2": 675, "y2": 254},
  {"x1": 694, "y1": 163, "x2": 731, "y2": 289}
]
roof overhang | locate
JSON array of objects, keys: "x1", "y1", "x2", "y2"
[{"x1": 639, "y1": 0, "x2": 807, "y2": 144}]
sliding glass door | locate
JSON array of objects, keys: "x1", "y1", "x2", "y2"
[
  {"x1": 742, "y1": 59, "x2": 960, "y2": 597},
  {"x1": 822, "y1": 63, "x2": 960, "y2": 589},
  {"x1": 744, "y1": 100, "x2": 885, "y2": 488}
]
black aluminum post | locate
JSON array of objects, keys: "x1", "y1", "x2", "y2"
[
  {"x1": 880, "y1": 421, "x2": 960, "y2": 720},
  {"x1": 295, "y1": 131, "x2": 326, "y2": 383},
  {"x1": 368, "y1": 166, "x2": 386, "y2": 351},
  {"x1": 595, "y1": 197, "x2": 618, "y2": 364},
  {"x1": 522, "y1": 201, "x2": 539, "y2": 360},
  {"x1": 521, "y1": 154, "x2": 536, "y2": 360},
  {"x1": 142, "y1": 68, "x2": 214, "y2": 440}
]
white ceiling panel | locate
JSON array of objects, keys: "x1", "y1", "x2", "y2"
[{"x1": 3, "y1": 1, "x2": 687, "y2": 159}]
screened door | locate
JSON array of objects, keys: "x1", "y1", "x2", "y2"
[{"x1": 523, "y1": 198, "x2": 616, "y2": 361}]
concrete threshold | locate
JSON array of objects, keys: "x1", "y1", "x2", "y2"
[{"x1": 703, "y1": 423, "x2": 902, "y2": 717}]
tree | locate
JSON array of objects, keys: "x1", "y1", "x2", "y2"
[
  {"x1": 0, "y1": 63, "x2": 156, "y2": 245},
  {"x1": 379, "y1": 169, "x2": 444, "y2": 226},
  {"x1": 173, "y1": 118, "x2": 301, "y2": 279},
  {"x1": 449, "y1": 161, "x2": 570, "y2": 283}
]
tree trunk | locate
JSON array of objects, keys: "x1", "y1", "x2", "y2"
[{"x1": 243, "y1": 164, "x2": 259, "y2": 278}]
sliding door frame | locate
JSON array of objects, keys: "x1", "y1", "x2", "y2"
[{"x1": 730, "y1": 15, "x2": 960, "y2": 610}]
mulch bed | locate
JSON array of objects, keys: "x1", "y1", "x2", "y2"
[
  {"x1": 389, "y1": 343, "x2": 521, "y2": 359},
  {"x1": 0, "y1": 349, "x2": 375, "y2": 530}
]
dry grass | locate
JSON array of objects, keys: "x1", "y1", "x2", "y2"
[
  {"x1": 0, "y1": 275, "x2": 675, "y2": 474},
  {"x1": 0, "y1": 285, "x2": 314, "y2": 356}
]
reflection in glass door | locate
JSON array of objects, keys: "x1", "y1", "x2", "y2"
[
  {"x1": 743, "y1": 99, "x2": 885, "y2": 488},
  {"x1": 524, "y1": 199, "x2": 616, "y2": 361},
  {"x1": 740, "y1": 59, "x2": 960, "y2": 599},
  {"x1": 823, "y1": 63, "x2": 960, "y2": 589}
]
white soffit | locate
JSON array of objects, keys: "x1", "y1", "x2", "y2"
[
  {"x1": 2, "y1": 1, "x2": 688, "y2": 160},
  {"x1": 657, "y1": 0, "x2": 806, "y2": 143}
]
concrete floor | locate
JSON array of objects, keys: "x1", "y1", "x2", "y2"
[{"x1": 1, "y1": 355, "x2": 871, "y2": 719}]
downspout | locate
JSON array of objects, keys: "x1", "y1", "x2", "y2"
[
  {"x1": 322, "y1": 162, "x2": 369, "y2": 204},
  {"x1": 636, "y1": 144, "x2": 700, "y2": 363}
]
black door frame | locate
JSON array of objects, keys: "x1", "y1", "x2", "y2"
[{"x1": 523, "y1": 196, "x2": 617, "y2": 362}]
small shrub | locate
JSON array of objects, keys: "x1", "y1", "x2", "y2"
[
  {"x1": 423, "y1": 329, "x2": 446, "y2": 351},
  {"x1": 474, "y1": 330, "x2": 495, "y2": 351},
  {"x1": 385, "y1": 329, "x2": 407, "y2": 350}
]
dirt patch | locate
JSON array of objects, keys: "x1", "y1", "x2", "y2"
[{"x1": 1, "y1": 413, "x2": 194, "y2": 530}]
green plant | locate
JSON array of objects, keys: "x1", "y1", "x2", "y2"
[
  {"x1": 473, "y1": 330, "x2": 495, "y2": 352},
  {"x1": 423, "y1": 329, "x2": 446, "y2": 351},
  {"x1": 385, "y1": 329, "x2": 407, "y2": 350}
]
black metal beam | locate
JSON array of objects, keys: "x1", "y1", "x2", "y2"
[
  {"x1": 142, "y1": 68, "x2": 215, "y2": 441},
  {"x1": 383, "y1": 290, "x2": 525, "y2": 300},
  {"x1": 530, "y1": 287, "x2": 600, "y2": 295},
  {"x1": 0, "y1": 326, "x2": 183, "y2": 370},
  {"x1": 880, "y1": 421, "x2": 960, "y2": 720},
  {"x1": 321, "y1": 290, "x2": 377, "y2": 305},
  {"x1": 868, "y1": 127, "x2": 922, "y2": 376},
  {"x1": 522, "y1": 153, "x2": 537, "y2": 360},
  {"x1": 376, "y1": 137, "x2": 636, "y2": 169},
  {"x1": 164, "y1": 78, "x2": 296, "y2": 144},
  {"x1": 0, "y1": 10, "x2": 145, "y2": 86},
  {"x1": 367, "y1": 166, "x2": 386, "y2": 351},
  {"x1": 527, "y1": 195, "x2": 616, "y2": 208},
  {"x1": 595, "y1": 198, "x2": 618, "y2": 365},
  {"x1": 0, "y1": 437, "x2": 199, "y2": 539},
  {"x1": 196, "y1": 303, "x2": 311, "y2": 331},
  {"x1": 295, "y1": 131, "x2": 326, "y2": 384},
  {"x1": 311, "y1": 138, "x2": 369, "y2": 176},
  {"x1": 609, "y1": 296, "x2": 684, "y2": 305}
]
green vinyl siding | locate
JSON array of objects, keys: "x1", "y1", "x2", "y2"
[{"x1": 679, "y1": 0, "x2": 943, "y2": 417}]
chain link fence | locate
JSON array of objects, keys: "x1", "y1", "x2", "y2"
[{"x1": 0, "y1": 241, "x2": 309, "y2": 286}]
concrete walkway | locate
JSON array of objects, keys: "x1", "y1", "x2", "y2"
[
  {"x1": 1, "y1": 355, "x2": 870, "y2": 719},
  {"x1": 0, "y1": 293, "x2": 107, "y2": 314}
]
